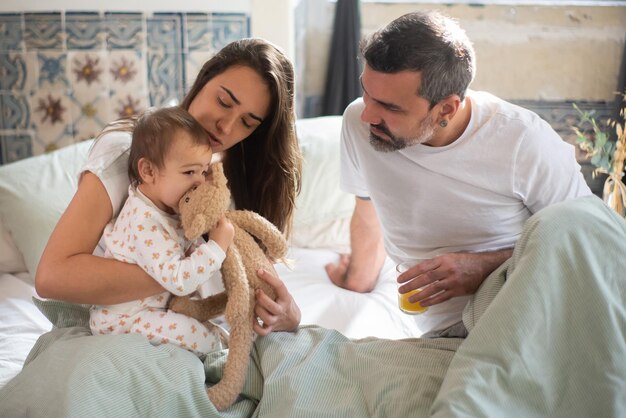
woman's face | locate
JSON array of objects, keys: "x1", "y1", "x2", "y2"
[{"x1": 188, "y1": 65, "x2": 271, "y2": 153}]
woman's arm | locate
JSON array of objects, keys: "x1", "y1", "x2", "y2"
[{"x1": 35, "y1": 172, "x2": 164, "y2": 304}]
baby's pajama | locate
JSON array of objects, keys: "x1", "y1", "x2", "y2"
[{"x1": 90, "y1": 186, "x2": 227, "y2": 356}]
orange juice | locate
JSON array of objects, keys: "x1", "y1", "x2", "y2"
[{"x1": 398, "y1": 288, "x2": 428, "y2": 314}]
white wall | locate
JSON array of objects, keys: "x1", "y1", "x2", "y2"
[
  {"x1": 298, "y1": 2, "x2": 626, "y2": 104},
  {"x1": 251, "y1": 0, "x2": 295, "y2": 60}
]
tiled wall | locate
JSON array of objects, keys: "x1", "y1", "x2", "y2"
[{"x1": 0, "y1": 11, "x2": 249, "y2": 164}]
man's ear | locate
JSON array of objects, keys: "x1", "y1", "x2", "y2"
[
  {"x1": 437, "y1": 94, "x2": 461, "y2": 121},
  {"x1": 137, "y1": 158, "x2": 156, "y2": 184}
]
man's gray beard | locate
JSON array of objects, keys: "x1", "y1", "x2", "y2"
[
  {"x1": 369, "y1": 133, "x2": 405, "y2": 152},
  {"x1": 368, "y1": 122, "x2": 435, "y2": 153}
]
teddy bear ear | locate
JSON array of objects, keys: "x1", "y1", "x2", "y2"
[{"x1": 211, "y1": 162, "x2": 228, "y2": 187}]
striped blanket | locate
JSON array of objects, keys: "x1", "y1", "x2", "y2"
[{"x1": 1, "y1": 196, "x2": 624, "y2": 417}]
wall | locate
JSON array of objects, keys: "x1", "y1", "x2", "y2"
[
  {"x1": 297, "y1": 1, "x2": 626, "y2": 113},
  {"x1": 295, "y1": 0, "x2": 626, "y2": 194}
]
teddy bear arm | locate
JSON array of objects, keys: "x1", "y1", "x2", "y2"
[
  {"x1": 169, "y1": 293, "x2": 227, "y2": 322},
  {"x1": 226, "y1": 211, "x2": 288, "y2": 260}
]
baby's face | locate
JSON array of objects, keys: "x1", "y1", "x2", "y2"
[{"x1": 154, "y1": 131, "x2": 213, "y2": 214}]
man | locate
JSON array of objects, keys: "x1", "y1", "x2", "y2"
[{"x1": 325, "y1": 11, "x2": 592, "y2": 337}]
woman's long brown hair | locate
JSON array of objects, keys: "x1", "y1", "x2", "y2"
[
  {"x1": 180, "y1": 38, "x2": 302, "y2": 237},
  {"x1": 99, "y1": 38, "x2": 302, "y2": 236}
]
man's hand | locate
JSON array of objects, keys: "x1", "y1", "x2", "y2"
[
  {"x1": 397, "y1": 249, "x2": 512, "y2": 306},
  {"x1": 323, "y1": 197, "x2": 386, "y2": 293},
  {"x1": 324, "y1": 254, "x2": 350, "y2": 288}
]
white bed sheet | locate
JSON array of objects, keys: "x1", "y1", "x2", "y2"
[
  {"x1": 0, "y1": 247, "x2": 420, "y2": 389},
  {"x1": 279, "y1": 247, "x2": 422, "y2": 340},
  {"x1": 0, "y1": 273, "x2": 52, "y2": 388}
]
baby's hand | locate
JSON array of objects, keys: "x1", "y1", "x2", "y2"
[{"x1": 210, "y1": 216, "x2": 234, "y2": 253}]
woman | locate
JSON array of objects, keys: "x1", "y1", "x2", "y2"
[{"x1": 35, "y1": 38, "x2": 302, "y2": 335}]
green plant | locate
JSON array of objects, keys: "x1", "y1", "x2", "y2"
[
  {"x1": 572, "y1": 91, "x2": 625, "y2": 217},
  {"x1": 572, "y1": 103, "x2": 615, "y2": 176}
]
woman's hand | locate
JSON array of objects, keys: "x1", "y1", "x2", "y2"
[{"x1": 253, "y1": 268, "x2": 301, "y2": 336}]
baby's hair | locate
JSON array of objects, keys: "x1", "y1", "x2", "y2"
[{"x1": 128, "y1": 107, "x2": 209, "y2": 185}]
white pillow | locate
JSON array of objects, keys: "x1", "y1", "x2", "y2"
[
  {"x1": 0, "y1": 140, "x2": 93, "y2": 282},
  {"x1": 292, "y1": 116, "x2": 354, "y2": 251},
  {"x1": 0, "y1": 117, "x2": 351, "y2": 280},
  {"x1": 0, "y1": 220, "x2": 27, "y2": 274}
]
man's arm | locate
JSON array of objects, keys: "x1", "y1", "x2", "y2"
[
  {"x1": 398, "y1": 248, "x2": 513, "y2": 307},
  {"x1": 325, "y1": 197, "x2": 386, "y2": 292}
]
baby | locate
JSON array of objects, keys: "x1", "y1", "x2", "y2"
[{"x1": 89, "y1": 107, "x2": 233, "y2": 356}]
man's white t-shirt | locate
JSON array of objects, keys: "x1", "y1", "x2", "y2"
[{"x1": 340, "y1": 92, "x2": 592, "y2": 333}]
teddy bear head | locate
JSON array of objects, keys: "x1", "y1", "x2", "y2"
[{"x1": 178, "y1": 162, "x2": 231, "y2": 240}]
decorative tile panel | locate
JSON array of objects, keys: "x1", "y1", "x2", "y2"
[
  {"x1": 105, "y1": 13, "x2": 144, "y2": 50},
  {"x1": 211, "y1": 13, "x2": 250, "y2": 50},
  {"x1": 1, "y1": 93, "x2": 30, "y2": 130},
  {"x1": 147, "y1": 51, "x2": 183, "y2": 107},
  {"x1": 147, "y1": 13, "x2": 183, "y2": 53},
  {"x1": 185, "y1": 50, "x2": 213, "y2": 91},
  {"x1": 109, "y1": 50, "x2": 147, "y2": 94},
  {"x1": 29, "y1": 88, "x2": 76, "y2": 155},
  {"x1": 0, "y1": 52, "x2": 38, "y2": 93},
  {"x1": 0, "y1": 134, "x2": 33, "y2": 164},
  {"x1": 186, "y1": 13, "x2": 213, "y2": 52},
  {"x1": 66, "y1": 12, "x2": 104, "y2": 50},
  {"x1": 69, "y1": 51, "x2": 107, "y2": 92},
  {"x1": 24, "y1": 12, "x2": 63, "y2": 50},
  {"x1": 0, "y1": 53, "x2": 26, "y2": 90},
  {"x1": 0, "y1": 10, "x2": 250, "y2": 164},
  {"x1": 0, "y1": 13, "x2": 23, "y2": 51},
  {"x1": 69, "y1": 92, "x2": 110, "y2": 142},
  {"x1": 38, "y1": 52, "x2": 69, "y2": 88}
]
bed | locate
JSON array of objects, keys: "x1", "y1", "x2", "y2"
[{"x1": 0, "y1": 116, "x2": 625, "y2": 417}]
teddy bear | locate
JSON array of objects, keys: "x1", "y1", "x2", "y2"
[{"x1": 168, "y1": 162, "x2": 288, "y2": 411}]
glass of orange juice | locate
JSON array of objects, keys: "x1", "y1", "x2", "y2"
[{"x1": 396, "y1": 261, "x2": 428, "y2": 315}]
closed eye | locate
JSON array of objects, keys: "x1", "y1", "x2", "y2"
[{"x1": 218, "y1": 97, "x2": 231, "y2": 108}]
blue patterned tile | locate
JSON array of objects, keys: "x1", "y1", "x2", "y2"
[
  {"x1": 69, "y1": 51, "x2": 107, "y2": 92},
  {"x1": 31, "y1": 90, "x2": 70, "y2": 127},
  {"x1": 111, "y1": 92, "x2": 147, "y2": 120},
  {"x1": 147, "y1": 51, "x2": 183, "y2": 107},
  {"x1": 109, "y1": 50, "x2": 147, "y2": 96},
  {"x1": 147, "y1": 13, "x2": 183, "y2": 53},
  {"x1": 68, "y1": 92, "x2": 109, "y2": 142},
  {"x1": 0, "y1": 13, "x2": 24, "y2": 51},
  {"x1": 184, "y1": 50, "x2": 212, "y2": 91},
  {"x1": 0, "y1": 53, "x2": 25, "y2": 90},
  {"x1": 29, "y1": 89, "x2": 77, "y2": 155},
  {"x1": 0, "y1": 93, "x2": 30, "y2": 129},
  {"x1": 185, "y1": 13, "x2": 212, "y2": 52},
  {"x1": 105, "y1": 12, "x2": 144, "y2": 50},
  {"x1": 38, "y1": 52, "x2": 69, "y2": 88},
  {"x1": 24, "y1": 12, "x2": 63, "y2": 50},
  {"x1": 0, "y1": 134, "x2": 33, "y2": 164},
  {"x1": 0, "y1": 52, "x2": 36, "y2": 93},
  {"x1": 210, "y1": 13, "x2": 250, "y2": 50},
  {"x1": 66, "y1": 12, "x2": 104, "y2": 50}
]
